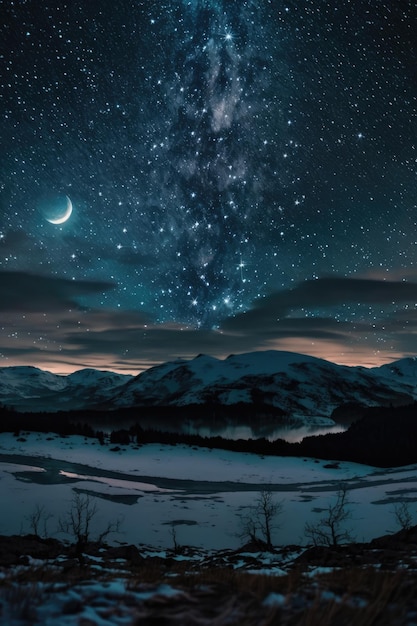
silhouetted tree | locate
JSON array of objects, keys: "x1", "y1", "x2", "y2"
[{"x1": 110, "y1": 429, "x2": 130, "y2": 445}]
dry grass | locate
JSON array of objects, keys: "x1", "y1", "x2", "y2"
[
  {"x1": 128, "y1": 563, "x2": 295, "y2": 594},
  {"x1": 2, "y1": 557, "x2": 417, "y2": 625},
  {"x1": 127, "y1": 564, "x2": 417, "y2": 625},
  {"x1": 0, "y1": 581, "x2": 47, "y2": 622},
  {"x1": 284, "y1": 567, "x2": 417, "y2": 626}
]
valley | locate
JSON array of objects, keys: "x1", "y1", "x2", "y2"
[{"x1": 2, "y1": 351, "x2": 417, "y2": 623}]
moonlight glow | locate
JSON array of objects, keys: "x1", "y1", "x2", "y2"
[{"x1": 45, "y1": 196, "x2": 73, "y2": 225}]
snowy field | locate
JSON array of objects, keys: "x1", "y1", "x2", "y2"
[{"x1": 1, "y1": 432, "x2": 417, "y2": 549}]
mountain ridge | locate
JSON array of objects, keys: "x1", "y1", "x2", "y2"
[{"x1": 0, "y1": 351, "x2": 416, "y2": 424}]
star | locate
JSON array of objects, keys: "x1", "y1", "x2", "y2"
[{"x1": 0, "y1": 0, "x2": 415, "y2": 372}]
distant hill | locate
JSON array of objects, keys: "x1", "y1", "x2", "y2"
[{"x1": 0, "y1": 366, "x2": 131, "y2": 412}]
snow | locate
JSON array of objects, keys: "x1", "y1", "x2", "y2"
[
  {"x1": 306, "y1": 567, "x2": 340, "y2": 577},
  {"x1": 263, "y1": 592, "x2": 286, "y2": 607},
  {"x1": 0, "y1": 432, "x2": 416, "y2": 551},
  {"x1": 247, "y1": 567, "x2": 288, "y2": 576},
  {"x1": 1, "y1": 430, "x2": 417, "y2": 624},
  {"x1": 116, "y1": 350, "x2": 329, "y2": 407},
  {"x1": 0, "y1": 432, "x2": 370, "y2": 483},
  {"x1": 225, "y1": 350, "x2": 328, "y2": 375},
  {"x1": 68, "y1": 368, "x2": 131, "y2": 388},
  {"x1": 376, "y1": 356, "x2": 417, "y2": 381},
  {"x1": 59, "y1": 471, "x2": 177, "y2": 493},
  {"x1": 0, "y1": 366, "x2": 68, "y2": 394},
  {"x1": 173, "y1": 351, "x2": 324, "y2": 385},
  {"x1": 0, "y1": 579, "x2": 184, "y2": 626}
]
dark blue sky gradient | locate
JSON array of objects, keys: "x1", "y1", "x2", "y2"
[{"x1": 1, "y1": 0, "x2": 416, "y2": 372}]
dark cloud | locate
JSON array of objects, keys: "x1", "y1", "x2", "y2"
[
  {"x1": 2, "y1": 275, "x2": 417, "y2": 372},
  {"x1": 60, "y1": 311, "x2": 365, "y2": 364},
  {"x1": 58, "y1": 308, "x2": 152, "y2": 329},
  {"x1": 63, "y1": 324, "x2": 236, "y2": 360},
  {"x1": 287, "y1": 277, "x2": 417, "y2": 307},
  {"x1": 221, "y1": 277, "x2": 417, "y2": 333},
  {"x1": 242, "y1": 316, "x2": 365, "y2": 341},
  {"x1": 0, "y1": 270, "x2": 115, "y2": 312}
]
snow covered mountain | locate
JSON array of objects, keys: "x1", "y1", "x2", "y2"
[
  {"x1": 1, "y1": 351, "x2": 416, "y2": 421},
  {"x1": 0, "y1": 366, "x2": 132, "y2": 412},
  {"x1": 110, "y1": 351, "x2": 416, "y2": 422}
]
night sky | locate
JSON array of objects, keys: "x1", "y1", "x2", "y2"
[{"x1": 1, "y1": 0, "x2": 416, "y2": 373}]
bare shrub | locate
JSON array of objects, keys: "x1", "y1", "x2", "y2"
[
  {"x1": 305, "y1": 485, "x2": 354, "y2": 547},
  {"x1": 25, "y1": 504, "x2": 53, "y2": 538},
  {"x1": 58, "y1": 492, "x2": 122, "y2": 562},
  {"x1": 170, "y1": 524, "x2": 180, "y2": 554},
  {"x1": 393, "y1": 501, "x2": 413, "y2": 531},
  {"x1": 238, "y1": 489, "x2": 283, "y2": 549}
]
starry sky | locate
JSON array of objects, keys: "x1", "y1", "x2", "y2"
[{"x1": 1, "y1": 0, "x2": 417, "y2": 374}]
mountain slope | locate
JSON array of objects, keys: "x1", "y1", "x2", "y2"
[{"x1": 111, "y1": 351, "x2": 415, "y2": 421}]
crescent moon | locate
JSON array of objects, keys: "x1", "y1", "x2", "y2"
[{"x1": 46, "y1": 196, "x2": 73, "y2": 224}]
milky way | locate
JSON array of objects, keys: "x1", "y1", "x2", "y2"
[{"x1": 1, "y1": 1, "x2": 417, "y2": 371}]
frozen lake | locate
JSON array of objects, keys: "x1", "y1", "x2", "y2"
[{"x1": 0, "y1": 432, "x2": 416, "y2": 549}]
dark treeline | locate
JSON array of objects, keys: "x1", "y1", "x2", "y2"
[
  {"x1": 298, "y1": 403, "x2": 417, "y2": 467},
  {"x1": 0, "y1": 402, "x2": 292, "y2": 430},
  {"x1": 0, "y1": 404, "x2": 96, "y2": 437},
  {"x1": 1, "y1": 402, "x2": 417, "y2": 468}
]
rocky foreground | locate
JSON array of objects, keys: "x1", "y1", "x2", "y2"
[{"x1": 1, "y1": 529, "x2": 417, "y2": 624}]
